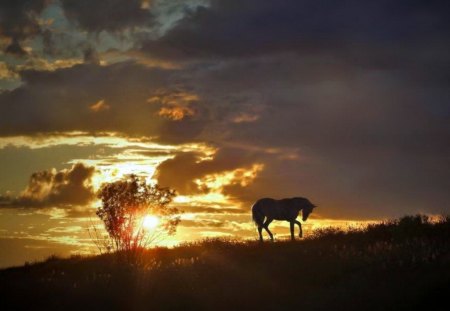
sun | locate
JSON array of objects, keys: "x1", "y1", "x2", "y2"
[{"x1": 142, "y1": 215, "x2": 159, "y2": 230}]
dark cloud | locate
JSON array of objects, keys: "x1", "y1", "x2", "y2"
[
  {"x1": 83, "y1": 46, "x2": 100, "y2": 65},
  {"x1": 1, "y1": 53, "x2": 448, "y2": 218},
  {"x1": 11, "y1": 163, "x2": 95, "y2": 207},
  {"x1": 141, "y1": 0, "x2": 450, "y2": 61},
  {"x1": 182, "y1": 54, "x2": 450, "y2": 156},
  {"x1": 41, "y1": 29, "x2": 56, "y2": 56},
  {"x1": 60, "y1": 0, "x2": 154, "y2": 33},
  {"x1": 0, "y1": 61, "x2": 210, "y2": 144},
  {"x1": 155, "y1": 153, "x2": 201, "y2": 194},
  {"x1": 155, "y1": 147, "x2": 260, "y2": 195},
  {"x1": 217, "y1": 145, "x2": 450, "y2": 218},
  {"x1": 4, "y1": 39, "x2": 28, "y2": 56},
  {"x1": 0, "y1": 0, "x2": 49, "y2": 55},
  {"x1": 156, "y1": 53, "x2": 450, "y2": 217}
]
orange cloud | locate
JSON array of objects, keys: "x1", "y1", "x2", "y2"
[
  {"x1": 195, "y1": 163, "x2": 264, "y2": 192},
  {"x1": 148, "y1": 90, "x2": 198, "y2": 121},
  {"x1": 17, "y1": 58, "x2": 83, "y2": 72},
  {"x1": 158, "y1": 106, "x2": 195, "y2": 121},
  {"x1": 89, "y1": 99, "x2": 110, "y2": 112},
  {"x1": 231, "y1": 113, "x2": 259, "y2": 123}
]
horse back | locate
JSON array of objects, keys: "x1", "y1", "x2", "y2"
[{"x1": 255, "y1": 198, "x2": 299, "y2": 221}]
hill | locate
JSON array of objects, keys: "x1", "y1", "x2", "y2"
[{"x1": 1, "y1": 215, "x2": 449, "y2": 311}]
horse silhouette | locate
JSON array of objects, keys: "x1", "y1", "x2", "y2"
[{"x1": 252, "y1": 197, "x2": 316, "y2": 241}]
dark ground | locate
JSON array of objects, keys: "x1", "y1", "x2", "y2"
[{"x1": 1, "y1": 215, "x2": 449, "y2": 311}]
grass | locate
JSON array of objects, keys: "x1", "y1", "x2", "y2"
[{"x1": 1, "y1": 215, "x2": 449, "y2": 311}]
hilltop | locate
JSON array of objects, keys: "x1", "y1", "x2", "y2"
[{"x1": 1, "y1": 215, "x2": 449, "y2": 311}]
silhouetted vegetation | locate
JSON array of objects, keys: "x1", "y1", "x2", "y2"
[
  {"x1": 1, "y1": 215, "x2": 449, "y2": 311},
  {"x1": 93, "y1": 175, "x2": 180, "y2": 255}
]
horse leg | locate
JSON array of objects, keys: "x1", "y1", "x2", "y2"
[
  {"x1": 263, "y1": 218, "x2": 274, "y2": 241},
  {"x1": 290, "y1": 221, "x2": 295, "y2": 241},
  {"x1": 257, "y1": 226, "x2": 263, "y2": 242},
  {"x1": 294, "y1": 220, "x2": 302, "y2": 238}
]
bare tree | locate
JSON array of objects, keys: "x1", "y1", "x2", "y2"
[{"x1": 95, "y1": 174, "x2": 180, "y2": 253}]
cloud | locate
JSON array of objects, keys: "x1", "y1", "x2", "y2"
[
  {"x1": 0, "y1": 62, "x2": 19, "y2": 80},
  {"x1": 11, "y1": 163, "x2": 95, "y2": 207},
  {"x1": 60, "y1": 0, "x2": 154, "y2": 33},
  {"x1": 15, "y1": 57, "x2": 84, "y2": 72},
  {"x1": 89, "y1": 99, "x2": 110, "y2": 112},
  {"x1": 0, "y1": 61, "x2": 212, "y2": 144},
  {"x1": 0, "y1": 62, "x2": 167, "y2": 135},
  {"x1": 195, "y1": 163, "x2": 264, "y2": 191},
  {"x1": 180, "y1": 219, "x2": 225, "y2": 228},
  {"x1": 177, "y1": 205, "x2": 246, "y2": 214},
  {"x1": 141, "y1": 0, "x2": 450, "y2": 62},
  {"x1": 148, "y1": 89, "x2": 199, "y2": 121},
  {"x1": 0, "y1": 0, "x2": 49, "y2": 55},
  {"x1": 158, "y1": 106, "x2": 195, "y2": 121},
  {"x1": 83, "y1": 46, "x2": 101, "y2": 65},
  {"x1": 155, "y1": 147, "x2": 263, "y2": 195},
  {"x1": 1, "y1": 53, "x2": 448, "y2": 217},
  {"x1": 156, "y1": 152, "x2": 207, "y2": 194},
  {"x1": 231, "y1": 113, "x2": 259, "y2": 124}
]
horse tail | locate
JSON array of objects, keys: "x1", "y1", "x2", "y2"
[{"x1": 251, "y1": 201, "x2": 265, "y2": 226}]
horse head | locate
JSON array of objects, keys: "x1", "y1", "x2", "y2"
[{"x1": 293, "y1": 197, "x2": 316, "y2": 221}]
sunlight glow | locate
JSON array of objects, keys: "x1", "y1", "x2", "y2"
[
  {"x1": 6, "y1": 131, "x2": 218, "y2": 191},
  {"x1": 195, "y1": 163, "x2": 264, "y2": 190},
  {"x1": 0, "y1": 131, "x2": 216, "y2": 155},
  {"x1": 142, "y1": 215, "x2": 159, "y2": 230}
]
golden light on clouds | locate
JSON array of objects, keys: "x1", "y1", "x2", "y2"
[
  {"x1": 0, "y1": 131, "x2": 123, "y2": 149},
  {"x1": 158, "y1": 106, "x2": 195, "y2": 121},
  {"x1": 0, "y1": 132, "x2": 217, "y2": 201},
  {"x1": 174, "y1": 192, "x2": 230, "y2": 206},
  {"x1": 166, "y1": 163, "x2": 266, "y2": 209},
  {"x1": 16, "y1": 57, "x2": 84, "y2": 72},
  {"x1": 195, "y1": 163, "x2": 264, "y2": 191},
  {"x1": 0, "y1": 131, "x2": 216, "y2": 152},
  {"x1": 87, "y1": 161, "x2": 160, "y2": 192},
  {"x1": 148, "y1": 91, "x2": 199, "y2": 105},
  {"x1": 125, "y1": 50, "x2": 180, "y2": 69},
  {"x1": 89, "y1": 99, "x2": 110, "y2": 112},
  {"x1": 232, "y1": 113, "x2": 260, "y2": 123},
  {"x1": 0, "y1": 61, "x2": 19, "y2": 79},
  {"x1": 149, "y1": 90, "x2": 199, "y2": 121}
]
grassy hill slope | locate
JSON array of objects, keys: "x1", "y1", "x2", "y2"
[{"x1": 1, "y1": 215, "x2": 449, "y2": 311}]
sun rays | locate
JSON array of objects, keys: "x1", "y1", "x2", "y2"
[{"x1": 142, "y1": 215, "x2": 160, "y2": 230}]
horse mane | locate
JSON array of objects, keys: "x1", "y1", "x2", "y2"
[{"x1": 292, "y1": 197, "x2": 316, "y2": 207}]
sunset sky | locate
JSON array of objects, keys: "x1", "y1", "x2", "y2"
[{"x1": 0, "y1": 0, "x2": 449, "y2": 268}]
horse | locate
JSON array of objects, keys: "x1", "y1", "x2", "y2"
[{"x1": 251, "y1": 197, "x2": 316, "y2": 241}]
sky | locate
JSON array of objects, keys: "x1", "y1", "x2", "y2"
[{"x1": 0, "y1": 0, "x2": 449, "y2": 268}]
